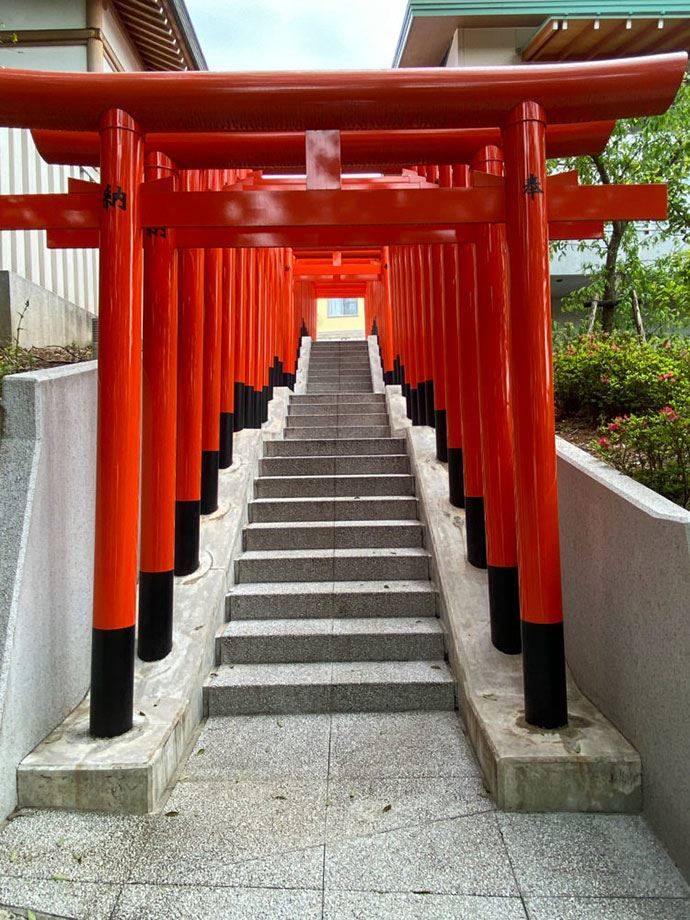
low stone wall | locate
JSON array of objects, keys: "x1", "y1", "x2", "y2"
[
  {"x1": 557, "y1": 438, "x2": 690, "y2": 880},
  {"x1": 0, "y1": 361, "x2": 97, "y2": 822},
  {"x1": 0, "y1": 271, "x2": 93, "y2": 348}
]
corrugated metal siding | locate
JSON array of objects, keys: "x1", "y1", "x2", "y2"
[{"x1": 0, "y1": 128, "x2": 99, "y2": 314}]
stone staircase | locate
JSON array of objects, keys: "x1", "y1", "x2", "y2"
[{"x1": 204, "y1": 339, "x2": 455, "y2": 716}]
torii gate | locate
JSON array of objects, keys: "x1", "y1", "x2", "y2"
[{"x1": 0, "y1": 53, "x2": 683, "y2": 739}]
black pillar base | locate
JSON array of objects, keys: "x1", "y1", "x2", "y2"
[
  {"x1": 137, "y1": 570, "x2": 173, "y2": 661},
  {"x1": 383, "y1": 370, "x2": 394, "y2": 385},
  {"x1": 254, "y1": 389, "x2": 264, "y2": 428},
  {"x1": 424, "y1": 380, "x2": 436, "y2": 428},
  {"x1": 200, "y1": 450, "x2": 219, "y2": 515},
  {"x1": 233, "y1": 382, "x2": 244, "y2": 432},
  {"x1": 488, "y1": 565, "x2": 522, "y2": 654},
  {"x1": 411, "y1": 388, "x2": 421, "y2": 425},
  {"x1": 262, "y1": 385, "x2": 270, "y2": 423},
  {"x1": 244, "y1": 386, "x2": 254, "y2": 429},
  {"x1": 434, "y1": 408, "x2": 448, "y2": 462},
  {"x1": 90, "y1": 625, "x2": 135, "y2": 737},
  {"x1": 465, "y1": 495, "x2": 487, "y2": 569},
  {"x1": 448, "y1": 447, "x2": 465, "y2": 507},
  {"x1": 522, "y1": 620, "x2": 568, "y2": 728},
  {"x1": 219, "y1": 412, "x2": 234, "y2": 469},
  {"x1": 174, "y1": 499, "x2": 200, "y2": 576},
  {"x1": 416, "y1": 382, "x2": 427, "y2": 426}
]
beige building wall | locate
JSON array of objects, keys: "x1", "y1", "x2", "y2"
[{"x1": 316, "y1": 298, "x2": 365, "y2": 341}]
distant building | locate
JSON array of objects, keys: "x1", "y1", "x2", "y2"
[
  {"x1": 0, "y1": 1, "x2": 205, "y2": 344},
  {"x1": 317, "y1": 298, "x2": 366, "y2": 340},
  {"x1": 393, "y1": 0, "x2": 690, "y2": 311}
]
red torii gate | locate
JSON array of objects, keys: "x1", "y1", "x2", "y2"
[{"x1": 0, "y1": 54, "x2": 683, "y2": 739}]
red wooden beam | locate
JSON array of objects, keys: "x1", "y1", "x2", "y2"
[
  {"x1": 1, "y1": 54, "x2": 683, "y2": 131},
  {"x1": 31, "y1": 122, "x2": 616, "y2": 169}
]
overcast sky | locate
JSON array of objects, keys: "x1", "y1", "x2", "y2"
[{"x1": 185, "y1": 0, "x2": 409, "y2": 71}]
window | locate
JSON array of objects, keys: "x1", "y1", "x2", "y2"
[{"x1": 327, "y1": 298, "x2": 359, "y2": 318}]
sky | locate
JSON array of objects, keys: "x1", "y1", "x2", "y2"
[{"x1": 185, "y1": 0, "x2": 409, "y2": 71}]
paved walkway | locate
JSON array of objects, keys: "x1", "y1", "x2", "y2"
[{"x1": 0, "y1": 710, "x2": 687, "y2": 919}]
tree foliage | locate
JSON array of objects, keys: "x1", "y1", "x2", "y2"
[{"x1": 551, "y1": 77, "x2": 690, "y2": 333}]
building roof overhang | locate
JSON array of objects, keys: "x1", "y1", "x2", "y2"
[
  {"x1": 112, "y1": 0, "x2": 206, "y2": 71},
  {"x1": 394, "y1": 0, "x2": 690, "y2": 66}
]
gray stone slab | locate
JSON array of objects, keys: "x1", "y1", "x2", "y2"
[
  {"x1": 228, "y1": 581, "x2": 338, "y2": 620},
  {"x1": 325, "y1": 811, "x2": 518, "y2": 896},
  {"x1": 329, "y1": 660, "x2": 454, "y2": 713},
  {"x1": 227, "y1": 580, "x2": 437, "y2": 621},
  {"x1": 498, "y1": 813, "x2": 690, "y2": 898},
  {"x1": 285, "y1": 426, "x2": 338, "y2": 439},
  {"x1": 259, "y1": 455, "x2": 338, "y2": 475},
  {"x1": 254, "y1": 473, "x2": 413, "y2": 499},
  {"x1": 114, "y1": 884, "x2": 323, "y2": 920},
  {"x1": 129, "y1": 778, "x2": 326, "y2": 888},
  {"x1": 325, "y1": 775, "x2": 493, "y2": 842},
  {"x1": 218, "y1": 616, "x2": 443, "y2": 664},
  {"x1": 180, "y1": 714, "x2": 331, "y2": 782},
  {"x1": 0, "y1": 809, "x2": 151, "y2": 883},
  {"x1": 265, "y1": 437, "x2": 405, "y2": 457},
  {"x1": 324, "y1": 891, "x2": 527, "y2": 920},
  {"x1": 0, "y1": 877, "x2": 121, "y2": 920},
  {"x1": 333, "y1": 474, "x2": 414, "y2": 497},
  {"x1": 331, "y1": 580, "x2": 437, "y2": 617},
  {"x1": 328, "y1": 710, "x2": 478, "y2": 779},
  {"x1": 243, "y1": 520, "x2": 423, "y2": 552},
  {"x1": 205, "y1": 662, "x2": 332, "y2": 715},
  {"x1": 332, "y1": 547, "x2": 429, "y2": 581},
  {"x1": 524, "y1": 896, "x2": 690, "y2": 919},
  {"x1": 236, "y1": 548, "x2": 334, "y2": 583}
]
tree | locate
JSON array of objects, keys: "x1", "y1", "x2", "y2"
[{"x1": 551, "y1": 76, "x2": 690, "y2": 334}]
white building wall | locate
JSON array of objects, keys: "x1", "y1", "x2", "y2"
[{"x1": 0, "y1": 129, "x2": 99, "y2": 316}]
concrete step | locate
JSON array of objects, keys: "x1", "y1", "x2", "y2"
[
  {"x1": 254, "y1": 473, "x2": 415, "y2": 499},
  {"x1": 308, "y1": 362, "x2": 371, "y2": 371},
  {"x1": 259, "y1": 454, "x2": 410, "y2": 477},
  {"x1": 243, "y1": 519, "x2": 424, "y2": 551},
  {"x1": 308, "y1": 371, "x2": 372, "y2": 380},
  {"x1": 217, "y1": 616, "x2": 444, "y2": 664},
  {"x1": 205, "y1": 659, "x2": 454, "y2": 716},
  {"x1": 234, "y1": 547, "x2": 430, "y2": 584},
  {"x1": 284, "y1": 425, "x2": 391, "y2": 440},
  {"x1": 290, "y1": 394, "x2": 384, "y2": 405},
  {"x1": 265, "y1": 437, "x2": 405, "y2": 457},
  {"x1": 249, "y1": 495, "x2": 419, "y2": 523},
  {"x1": 285, "y1": 413, "x2": 388, "y2": 427}
]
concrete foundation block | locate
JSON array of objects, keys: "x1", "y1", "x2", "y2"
[
  {"x1": 385, "y1": 385, "x2": 643, "y2": 815},
  {"x1": 17, "y1": 390, "x2": 291, "y2": 814}
]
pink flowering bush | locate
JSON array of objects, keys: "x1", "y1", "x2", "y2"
[
  {"x1": 554, "y1": 333, "x2": 689, "y2": 422},
  {"x1": 554, "y1": 333, "x2": 690, "y2": 508},
  {"x1": 594, "y1": 404, "x2": 690, "y2": 508}
]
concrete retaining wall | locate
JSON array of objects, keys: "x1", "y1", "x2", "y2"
[
  {"x1": 0, "y1": 270, "x2": 93, "y2": 348},
  {"x1": 0, "y1": 361, "x2": 97, "y2": 821},
  {"x1": 558, "y1": 438, "x2": 690, "y2": 880}
]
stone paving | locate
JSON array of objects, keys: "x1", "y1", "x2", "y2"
[{"x1": 0, "y1": 710, "x2": 687, "y2": 919}]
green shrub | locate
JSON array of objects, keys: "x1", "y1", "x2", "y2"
[
  {"x1": 554, "y1": 333, "x2": 690, "y2": 423},
  {"x1": 594, "y1": 404, "x2": 690, "y2": 509}
]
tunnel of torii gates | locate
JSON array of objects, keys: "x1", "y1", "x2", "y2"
[{"x1": 0, "y1": 53, "x2": 684, "y2": 739}]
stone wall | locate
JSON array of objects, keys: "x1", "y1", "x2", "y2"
[
  {"x1": 558, "y1": 438, "x2": 690, "y2": 880},
  {"x1": 0, "y1": 361, "x2": 96, "y2": 820}
]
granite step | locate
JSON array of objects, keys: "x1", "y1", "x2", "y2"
[
  {"x1": 289, "y1": 394, "x2": 384, "y2": 405},
  {"x1": 285, "y1": 413, "x2": 388, "y2": 427},
  {"x1": 284, "y1": 425, "x2": 391, "y2": 440},
  {"x1": 265, "y1": 437, "x2": 405, "y2": 457},
  {"x1": 243, "y1": 519, "x2": 424, "y2": 551},
  {"x1": 216, "y1": 616, "x2": 444, "y2": 664},
  {"x1": 234, "y1": 547, "x2": 430, "y2": 584},
  {"x1": 226, "y1": 580, "x2": 438, "y2": 621},
  {"x1": 204, "y1": 660, "x2": 455, "y2": 716},
  {"x1": 248, "y1": 495, "x2": 419, "y2": 523},
  {"x1": 259, "y1": 454, "x2": 410, "y2": 477},
  {"x1": 254, "y1": 473, "x2": 415, "y2": 499}
]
